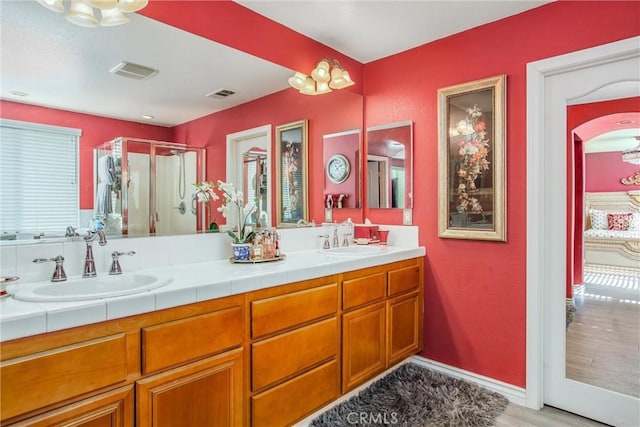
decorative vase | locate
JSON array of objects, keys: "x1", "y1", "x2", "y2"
[
  {"x1": 231, "y1": 243, "x2": 251, "y2": 261},
  {"x1": 466, "y1": 177, "x2": 478, "y2": 192}
]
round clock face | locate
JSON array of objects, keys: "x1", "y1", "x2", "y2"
[{"x1": 327, "y1": 154, "x2": 350, "y2": 184}]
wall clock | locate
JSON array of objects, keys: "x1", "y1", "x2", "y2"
[{"x1": 327, "y1": 154, "x2": 351, "y2": 184}]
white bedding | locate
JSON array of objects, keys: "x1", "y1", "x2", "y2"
[{"x1": 584, "y1": 229, "x2": 640, "y2": 240}]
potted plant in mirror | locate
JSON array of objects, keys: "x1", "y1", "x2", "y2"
[
  {"x1": 192, "y1": 181, "x2": 220, "y2": 232},
  {"x1": 215, "y1": 181, "x2": 257, "y2": 261}
]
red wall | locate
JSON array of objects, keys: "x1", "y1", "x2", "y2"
[
  {"x1": 0, "y1": 100, "x2": 172, "y2": 209},
  {"x1": 363, "y1": 1, "x2": 639, "y2": 387},
  {"x1": 586, "y1": 152, "x2": 640, "y2": 192}
]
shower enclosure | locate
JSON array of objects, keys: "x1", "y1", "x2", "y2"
[{"x1": 94, "y1": 137, "x2": 206, "y2": 236}]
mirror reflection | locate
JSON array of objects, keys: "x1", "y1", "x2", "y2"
[
  {"x1": 366, "y1": 121, "x2": 413, "y2": 209},
  {"x1": 566, "y1": 96, "x2": 640, "y2": 398},
  {"x1": 1, "y1": 2, "x2": 365, "y2": 240},
  {"x1": 323, "y1": 130, "x2": 361, "y2": 209}
]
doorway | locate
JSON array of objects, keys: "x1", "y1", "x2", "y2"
[{"x1": 526, "y1": 36, "x2": 640, "y2": 426}]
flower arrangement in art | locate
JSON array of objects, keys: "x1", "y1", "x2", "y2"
[
  {"x1": 283, "y1": 141, "x2": 302, "y2": 220},
  {"x1": 455, "y1": 105, "x2": 490, "y2": 214},
  {"x1": 194, "y1": 181, "x2": 257, "y2": 244}
]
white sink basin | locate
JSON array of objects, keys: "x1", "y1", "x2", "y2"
[
  {"x1": 12, "y1": 274, "x2": 172, "y2": 302},
  {"x1": 318, "y1": 245, "x2": 385, "y2": 257}
]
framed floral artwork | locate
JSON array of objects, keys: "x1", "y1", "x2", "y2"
[
  {"x1": 275, "y1": 120, "x2": 309, "y2": 227},
  {"x1": 437, "y1": 75, "x2": 507, "y2": 241}
]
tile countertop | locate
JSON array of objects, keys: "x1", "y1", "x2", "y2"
[{"x1": 0, "y1": 245, "x2": 425, "y2": 342}]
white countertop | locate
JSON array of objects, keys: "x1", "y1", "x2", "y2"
[{"x1": 0, "y1": 245, "x2": 425, "y2": 342}]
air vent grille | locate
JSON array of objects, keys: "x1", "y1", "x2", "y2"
[
  {"x1": 110, "y1": 62, "x2": 158, "y2": 80},
  {"x1": 206, "y1": 89, "x2": 236, "y2": 99}
]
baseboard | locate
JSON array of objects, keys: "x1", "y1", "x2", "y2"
[{"x1": 410, "y1": 356, "x2": 527, "y2": 406}]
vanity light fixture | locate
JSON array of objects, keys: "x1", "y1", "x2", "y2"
[
  {"x1": 622, "y1": 136, "x2": 640, "y2": 165},
  {"x1": 288, "y1": 58, "x2": 355, "y2": 95},
  {"x1": 36, "y1": 0, "x2": 148, "y2": 28}
]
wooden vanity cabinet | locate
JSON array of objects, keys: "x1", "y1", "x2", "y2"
[
  {"x1": 341, "y1": 258, "x2": 424, "y2": 392},
  {"x1": 248, "y1": 276, "x2": 341, "y2": 427}
]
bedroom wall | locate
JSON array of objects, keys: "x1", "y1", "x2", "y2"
[
  {"x1": 364, "y1": 1, "x2": 639, "y2": 388},
  {"x1": 585, "y1": 152, "x2": 640, "y2": 192}
]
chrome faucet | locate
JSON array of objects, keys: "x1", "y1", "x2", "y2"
[
  {"x1": 65, "y1": 226, "x2": 79, "y2": 237},
  {"x1": 109, "y1": 251, "x2": 136, "y2": 275},
  {"x1": 83, "y1": 230, "x2": 107, "y2": 278},
  {"x1": 33, "y1": 256, "x2": 67, "y2": 282}
]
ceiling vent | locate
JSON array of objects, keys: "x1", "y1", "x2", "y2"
[
  {"x1": 110, "y1": 61, "x2": 158, "y2": 80},
  {"x1": 206, "y1": 89, "x2": 235, "y2": 99}
]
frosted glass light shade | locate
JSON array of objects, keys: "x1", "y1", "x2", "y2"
[
  {"x1": 36, "y1": 0, "x2": 64, "y2": 13},
  {"x1": 85, "y1": 0, "x2": 117, "y2": 9},
  {"x1": 288, "y1": 72, "x2": 307, "y2": 90},
  {"x1": 300, "y1": 77, "x2": 318, "y2": 95},
  {"x1": 311, "y1": 60, "x2": 331, "y2": 83},
  {"x1": 118, "y1": 0, "x2": 149, "y2": 13},
  {"x1": 66, "y1": 0, "x2": 99, "y2": 27},
  {"x1": 101, "y1": 7, "x2": 130, "y2": 26},
  {"x1": 316, "y1": 81, "x2": 332, "y2": 94}
]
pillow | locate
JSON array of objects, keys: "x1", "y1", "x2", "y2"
[
  {"x1": 589, "y1": 209, "x2": 608, "y2": 230},
  {"x1": 607, "y1": 212, "x2": 633, "y2": 231}
]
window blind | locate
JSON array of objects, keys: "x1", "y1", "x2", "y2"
[{"x1": 0, "y1": 119, "x2": 81, "y2": 236}]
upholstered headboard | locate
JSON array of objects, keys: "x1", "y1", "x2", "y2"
[{"x1": 585, "y1": 190, "x2": 640, "y2": 229}]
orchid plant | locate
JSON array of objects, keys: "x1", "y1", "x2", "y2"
[{"x1": 193, "y1": 181, "x2": 256, "y2": 244}]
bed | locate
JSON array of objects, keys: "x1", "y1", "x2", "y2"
[{"x1": 584, "y1": 191, "x2": 640, "y2": 269}]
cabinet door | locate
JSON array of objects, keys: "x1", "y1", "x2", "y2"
[
  {"x1": 387, "y1": 291, "x2": 422, "y2": 366},
  {"x1": 8, "y1": 385, "x2": 133, "y2": 427},
  {"x1": 136, "y1": 348, "x2": 243, "y2": 427},
  {"x1": 342, "y1": 302, "x2": 386, "y2": 392}
]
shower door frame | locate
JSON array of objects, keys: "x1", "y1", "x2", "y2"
[{"x1": 96, "y1": 137, "x2": 206, "y2": 236}]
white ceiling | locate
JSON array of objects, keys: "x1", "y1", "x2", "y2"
[
  {"x1": 1, "y1": 0, "x2": 550, "y2": 127},
  {"x1": 238, "y1": 0, "x2": 550, "y2": 63}
]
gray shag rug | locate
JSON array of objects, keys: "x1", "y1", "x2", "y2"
[{"x1": 310, "y1": 363, "x2": 508, "y2": 427}]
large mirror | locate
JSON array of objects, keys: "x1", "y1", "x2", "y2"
[
  {"x1": 366, "y1": 121, "x2": 413, "y2": 209},
  {"x1": 0, "y1": 1, "x2": 364, "y2": 240}
]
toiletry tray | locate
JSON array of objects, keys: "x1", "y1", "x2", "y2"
[{"x1": 229, "y1": 254, "x2": 286, "y2": 264}]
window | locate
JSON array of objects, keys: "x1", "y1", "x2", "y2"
[{"x1": 0, "y1": 119, "x2": 81, "y2": 236}]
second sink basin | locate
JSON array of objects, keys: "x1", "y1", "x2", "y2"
[
  {"x1": 318, "y1": 245, "x2": 386, "y2": 257},
  {"x1": 12, "y1": 274, "x2": 172, "y2": 302}
]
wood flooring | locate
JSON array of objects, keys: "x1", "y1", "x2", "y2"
[{"x1": 567, "y1": 264, "x2": 640, "y2": 398}]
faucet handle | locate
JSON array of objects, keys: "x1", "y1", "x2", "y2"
[
  {"x1": 33, "y1": 256, "x2": 67, "y2": 282},
  {"x1": 109, "y1": 251, "x2": 136, "y2": 275},
  {"x1": 318, "y1": 234, "x2": 331, "y2": 249}
]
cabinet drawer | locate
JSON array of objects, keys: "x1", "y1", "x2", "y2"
[
  {"x1": 343, "y1": 272, "x2": 386, "y2": 310},
  {"x1": 251, "y1": 283, "x2": 337, "y2": 339},
  {"x1": 252, "y1": 317, "x2": 338, "y2": 391},
  {"x1": 388, "y1": 265, "x2": 421, "y2": 296},
  {"x1": 142, "y1": 306, "x2": 243, "y2": 374},
  {"x1": 251, "y1": 360, "x2": 339, "y2": 427},
  {"x1": 9, "y1": 385, "x2": 134, "y2": 427},
  {"x1": 1, "y1": 334, "x2": 128, "y2": 421}
]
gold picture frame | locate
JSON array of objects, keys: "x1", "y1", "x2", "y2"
[
  {"x1": 275, "y1": 120, "x2": 309, "y2": 227},
  {"x1": 437, "y1": 75, "x2": 507, "y2": 241}
]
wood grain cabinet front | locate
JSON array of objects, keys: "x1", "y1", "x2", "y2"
[
  {"x1": 387, "y1": 290, "x2": 422, "y2": 366},
  {"x1": 7, "y1": 385, "x2": 134, "y2": 427},
  {"x1": 141, "y1": 305, "x2": 243, "y2": 375},
  {"x1": 136, "y1": 348, "x2": 244, "y2": 427},
  {"x1": 0, "y1": 334, "x2": 129, "y2": 422}
]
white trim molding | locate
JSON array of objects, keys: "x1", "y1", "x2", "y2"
[{"x1": 411, "y1": 356, "x2": 527, "y2": 406}]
